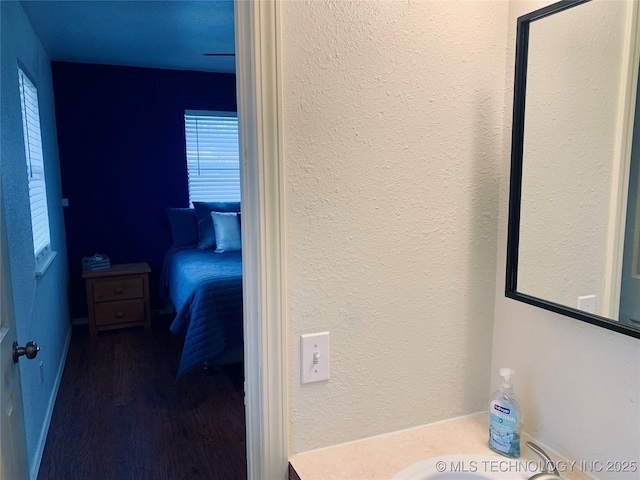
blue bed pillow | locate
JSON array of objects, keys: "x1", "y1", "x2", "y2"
[
  {"x1": 193, "y1": 201, "x2": 241, "y2": 250},
  {"x1": 210, "y1": 212, "x2": 241, "y2": 253},
  {"x1": 166, "y1": 208, "x2": 199, "y2": 247}
]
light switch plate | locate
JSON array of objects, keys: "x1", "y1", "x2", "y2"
[
  {"x1": 578, "y1": 294, "x2": 597, "y2": 314},
  {"x1": 300, "y1": 332, "x2": 330, "y2": 384}
]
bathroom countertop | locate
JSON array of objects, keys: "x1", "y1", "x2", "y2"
[{"x1": 289, "y1": 413, "x2": 594, "y2": 480}]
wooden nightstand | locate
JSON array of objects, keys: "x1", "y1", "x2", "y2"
[{"x1": 83, "y1": 263, "x2": 151, "y2": 335}]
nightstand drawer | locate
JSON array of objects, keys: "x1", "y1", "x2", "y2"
[
  {"x1": 94, "y1": 299, "x2": 145, "y2": 326},
  {"x1": 83, "y1": 263, "x2": 151, "y2": 335},
  {"x1": 92, "y1": 275, "x2": 144, "y2": 303}
]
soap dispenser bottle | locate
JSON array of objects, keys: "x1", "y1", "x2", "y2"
[{"x1": 488, "y1": 368, "x2": 523, "y2": 458}]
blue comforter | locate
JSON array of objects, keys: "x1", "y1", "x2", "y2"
[{"x1": 160, "y1": 248, "x2": 243, "y2": 377}]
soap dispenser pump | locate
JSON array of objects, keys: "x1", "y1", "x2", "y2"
[{"x1": 488, "y1": 368, "x2": 523, "y2": 458}]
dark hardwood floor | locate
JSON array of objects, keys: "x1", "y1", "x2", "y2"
[{"x1": 38, "y1": 313, "x2": 246, "y2": 480}]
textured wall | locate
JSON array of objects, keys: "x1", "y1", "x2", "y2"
[
  {"x1": 51, "y1": 62, "x2": 236, "y2": 318},
  {"x1": 282, "y1": 1, "x2": 508, "y2": 453},
  {"x1": 517, "y1": 0, "x2": 627, "y2": 316},
  {"x1": 0, "y1": 2, "x2": 71, "y2": 474},
  {"x1": 493, "y1": 1, "x2": 640, "y2": 478}
]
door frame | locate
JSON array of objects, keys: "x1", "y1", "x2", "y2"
[
  {"x1": 235, "y1": 2, "x2": 288, "y2": 479},
  {"x1": 603, "y1": 0, "x2": 640, "y2": 319}
]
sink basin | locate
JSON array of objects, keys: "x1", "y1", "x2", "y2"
[{"x1": 392, "y1": 454, "x2": 540, "y2": 480}]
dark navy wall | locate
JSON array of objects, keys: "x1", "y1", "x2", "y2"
[{"x1": 51, "y1": 62, "x2": 236, "y2": 319}]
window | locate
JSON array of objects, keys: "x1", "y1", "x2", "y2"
[
  {"x1": 184, "y1": 111, "x2": 240, "y2": 204},
  {"x1": 18, "y1": 66, "x2": 52, "y2": 266}
]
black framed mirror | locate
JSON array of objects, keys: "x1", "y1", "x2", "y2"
[{"x1": 506, "y1": 0, "x2": 640, "y2": 339}]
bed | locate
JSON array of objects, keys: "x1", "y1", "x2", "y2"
[{"x1": 160, "y1": 202, "x2": 243, "y2": 377}]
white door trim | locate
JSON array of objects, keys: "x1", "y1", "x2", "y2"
[
  {"x1": 235, "y1": 1, "x2": 288, "y2": 479},
  {"x1": 604, "y1": 0, "x2": 640, "y2": 319}
]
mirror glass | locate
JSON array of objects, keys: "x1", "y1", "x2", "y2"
[{"x1": 507, "y1": 0, "x2": 640, "y2": 338}]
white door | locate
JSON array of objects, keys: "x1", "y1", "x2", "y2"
[{"x1": 0, "y1": 191, "x2": 30, "y2": 480}]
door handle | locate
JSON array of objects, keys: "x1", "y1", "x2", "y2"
[{"x1": 13, "y1": 341, "x2": 40, "y2": 363}]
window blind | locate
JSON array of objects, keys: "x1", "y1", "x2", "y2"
[
  {"x1": 18, "y1": 67, "x2": 51, "y2": 260},
  {"x1": 184, "y1": 111, "x2": 240, "y2": 204}
]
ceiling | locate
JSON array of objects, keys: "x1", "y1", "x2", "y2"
[{"x1": 21, "y1": 0, "x2": 236, "y2": 74}]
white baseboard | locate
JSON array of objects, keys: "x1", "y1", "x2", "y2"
[
  {"x1": 30, "y1": 324, "x2": 72, "y2": 480},
  {"x1": 154, "y1": 297, "x2": 175, "y2": 315},
  {"x1": 71, "y1": 317, "x2": 88, "y2": 326}
]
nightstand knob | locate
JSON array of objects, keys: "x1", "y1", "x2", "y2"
[
  {"x1": 115, "y1": 311, "x2": 125, "y2": 319},
  {"x1": 114, "y1": 287, "x2": 124, "y2": 294},
  {"x1": 13, "y1": 341, "x2": 40, "y2": 363}
]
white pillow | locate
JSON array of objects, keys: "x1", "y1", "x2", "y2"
[{"x1": 210, "y1": 211, "x2": 241, "y2": 253}]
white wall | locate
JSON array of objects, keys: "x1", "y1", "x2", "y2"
[
  {"x1": 282, "y1": 1, "x2": 509, "y2": 453},
  {"x1": 492, "y1": 1, "x2": 640, "y2": 477},
  {"x1": 0, "y1": 2, "x2": 71, "y2": 476}
]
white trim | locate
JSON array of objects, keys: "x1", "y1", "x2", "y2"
[
  {"x1": 235, "y1": 1, "x2": 288, "y2": 480},
  {"x1": 184, "y1": 109, "x2": 237, "y2": 117},
  {"x1": 0, "y1": 326, "x2": 8, "y2": 343},
  {"x1": 70, "y1": 317, "x2": 89, "y2": 326},
  {"x1": 603, "y1": 0, "x2": 640, "y2": 320},
  {"x1": 632, "y1": 167, "x2": 640, "y2": 278},
  {"x1": 30, "y1": 325, "x2": 72, "y2": 480},
  {"x1": 34, "y1": 250, "x2": 57, "y2": 278}
]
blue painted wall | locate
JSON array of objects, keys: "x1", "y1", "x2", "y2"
[
  {"x1": 51, "y1": 62, "x2": 237, "y2": 319},
  {"x1": 1, "y1": 3, "x2": 72, "y2": 476}
]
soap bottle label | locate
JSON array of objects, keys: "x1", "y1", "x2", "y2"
[{"x1": 489, "y1": 400, "x2": 517, "y2": 454}]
